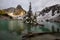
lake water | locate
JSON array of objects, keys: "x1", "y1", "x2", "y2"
[{"x1": 0, "y1": 20, "x2": 60, "y2": 40}]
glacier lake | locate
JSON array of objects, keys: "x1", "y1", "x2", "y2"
[{"x1": 0, "y1": 20, "x2": 60, "y2": 40}]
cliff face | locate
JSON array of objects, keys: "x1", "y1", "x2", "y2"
[
  {"x1": 0, "y1": 5, "x2": 26, "y2": 20},
  {"x1": 36, "y1": 4, "x2": 60, "y2": 22},
  {"x1": 13, "y1": 5, "x2": 26, "y2": 16},
  {"x1": 4, "y1": 7, "x2": 15, "y2": 13},
  {"x1": 39, "y1": 4, "x2": 60, "y2": 16},
  {"x1": 0, "y1": 5, "x2": 26, "y2": 15}
]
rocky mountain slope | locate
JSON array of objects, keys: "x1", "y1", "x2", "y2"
[
  {"x1": 37, "y1": 4, "x2": 60, "y2": 22},
  {"x1": 0, "y1": 5, "x2": 26, "y2": 20},
  {"x1": 39, "y1": 4, "x2": 60, "y2": 16}
]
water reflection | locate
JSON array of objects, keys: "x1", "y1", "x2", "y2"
[
  {"x1": 0, "y1": 20, "x2": 8, "y2": 30},
  {"x1": 8, "y1": 20, "x2": 25, "y2": 34},
  {"x1": 0, "y1": 20, "x2": 60, "y2": 34},
  {"x1": 44, "y1": 21, "x2": 60, "y2": 32}
]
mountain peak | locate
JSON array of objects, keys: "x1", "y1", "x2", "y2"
[{"x1": 16, "y1": 5, "x2": 22, "y2": 9}]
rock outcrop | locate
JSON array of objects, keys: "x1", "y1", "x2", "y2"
[
  {"x1": 39, "y1": 4, "x2": 60, "y2": 16},
  {"x1": 37, "y1": 4, "x2": 60, "y2": 22},
  {"x1": 0, "y1": 5, "x2": 26, "y2": 20}
]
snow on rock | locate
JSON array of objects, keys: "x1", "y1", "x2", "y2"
[{"x1": 36, "y1": 10, "x2": 60, "y2": 24}]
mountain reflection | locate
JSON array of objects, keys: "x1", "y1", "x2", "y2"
[
  {"x1": 0, "y1": 20, "x2": 60, "y2": 34},
  {"x1": 8, "y1": 20, "x2": 25, "y2": 33}
]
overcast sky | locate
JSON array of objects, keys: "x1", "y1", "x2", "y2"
[{"x1": 0, "y1": 0, "x2": 60, "y2": 12}]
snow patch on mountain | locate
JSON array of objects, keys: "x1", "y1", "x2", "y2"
[{"x1": 37, "y1": 10, "x2": 60, "y2": 23}]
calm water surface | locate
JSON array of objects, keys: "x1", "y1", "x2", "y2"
[{"x1": 0, "y1": 20, "x2": 60, "y2": 40}]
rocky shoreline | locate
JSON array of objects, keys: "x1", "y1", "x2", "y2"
[
  {"x1": 0, "y1": 14, "x2": 12, "y2": 20},
  {"x1": 22, "y1": 32, "x2": 60, "y2": 40}
]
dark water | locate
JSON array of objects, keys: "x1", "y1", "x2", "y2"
[{"x1": 0, "y1": 20, "x2": 60, "y2": 40}]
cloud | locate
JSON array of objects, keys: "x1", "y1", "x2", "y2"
[
  {"x1": 31, "y1": 0, "x2": 60, "y2": 11},
  {"x1": 0, "y1": 0, "x2": 60, "y2": 12},
  {"x1": 0, "y1": 0, "x2": 29, "y2": 11}
]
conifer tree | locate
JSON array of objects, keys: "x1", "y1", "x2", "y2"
[{"x1": 25, "y1": 2, "x2": 33, "y2": 24}]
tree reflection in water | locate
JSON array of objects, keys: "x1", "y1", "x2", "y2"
[{"x1": 0, "y1": 20, "x2": 60, "y2": 34}]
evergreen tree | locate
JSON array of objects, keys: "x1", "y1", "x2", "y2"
[
  {"x1": 24, "y1": 2, "x2": 37, "y2": 24},
  {"x1": 33, "y1": 12, "x2": 37, "y2": 23},
  {"x1": 24, "y1": 2, "x2": 33, "y2": 24}
]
